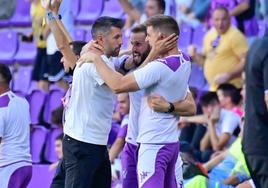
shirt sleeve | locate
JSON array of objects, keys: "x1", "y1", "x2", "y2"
[
  {"x1": 133, "y1": 61, "x2": 162, "y2": 90},
  {"x1": 87, "y1": 55, "x2": 115, "y2": 86},
  {"x1": 221, "y1": 112, "x2": 240, "y2": 134},
  {"x1": 0, "y1": 110, "x2": 5, "y2": 138},
  {"x1": 231, "y1": 31, "x2": 248, "y2": 57}
]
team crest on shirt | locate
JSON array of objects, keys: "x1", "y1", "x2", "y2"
[{"x1": 139, "y1": 171, "x2": 150, "y2": 184}]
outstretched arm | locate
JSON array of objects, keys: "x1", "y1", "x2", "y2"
[
  {"x1": 42, "y1": 0, "x2": 77, "y2": 70},
  {"x1": 118, "y1": 0, "x2": 141, "y2": 22}
]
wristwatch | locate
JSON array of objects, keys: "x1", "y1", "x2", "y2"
[
  {"x1": 46, "y1": 11, "x2": 62, "y2": 21},
  {"x1": 166, "y1": 102, "x2": 175, "y2": 113}
]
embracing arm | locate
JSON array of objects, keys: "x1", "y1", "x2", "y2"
[{"x1": 147, "y1": 92, "x2": 196, "y2": 116}]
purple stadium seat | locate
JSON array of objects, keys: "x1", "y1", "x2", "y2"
[
  {"x1": 30, "y1": 126, "x2": 48, "y2": 163},
  {"x1": 178, "y1": 24, "x2": 192, "y2": 52},
  {"x1": 72, "y1": 0, "x2": 80, "y2": 17},
  {"x1": 9, "y1": 0, "x2": 31, "y2": 27},
  {"x1": 85, "y1": 30, "x2": 92, "y2": 42},
  {"x1": 44, "y1": 128, "x2": 63, "y2": 163},
  {"x1": 27, "y1": 89, "x2": 47, "y2": 125},
  {"x1": 101, "y1": 0, "x2": 125, "y2": 18},
  {"x1": 189, "y1": 63, "x2": 207, "y2": 90},
  {"x1": 13, "y1": 66, "x2": 33, "y2": 95},
  {"x1": 76, "y1": 0, "x2": 103, "y2": 25},
  {"x1": 43, "y1": 86, "x2": 65, "y2": 123},
  {"x1": 27, "y1": 165, "x2": 55, "y2": 188},
  {"x1": 192, "y1": 24, "x2": 207, "y2": 53},
  {"x1": 0, "y1": 20, "x2": 10, "y2": 27},
  {"x1": 13, "y1": 39, "x2": 37, "y2": 65},
  {"x1": 0, "y1": 30, "x2": 17, "y2": 65},
  {"x1": 74, "y1": 28, "x2": 86, "y2": 41}
]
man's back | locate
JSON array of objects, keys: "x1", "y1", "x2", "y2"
[
  {"x1": 244, "y1": 35, "x2": 268, "y2": 156},
  {"x1": 0, "y1": 91, "x2": 31, "y2": 167},
  {"x1": 133, "y1": 53, "x2": 191, "y2": 144}
]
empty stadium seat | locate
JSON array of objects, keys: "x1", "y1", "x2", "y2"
[
  {"x1": 44, "y1": 127, "x2": 63, "y2": 163},
  {"x1": 43, "y1": 85, "x2": 66, "y2": 123},
  {"x1": 0, "y1": 30, "x2": 17, "y2": 64},
  {"x1": 27, "y1": 165, "x2": 55, "y2": 188},
  {"x1": 73, "y1": 28, "x2": 86, "y2": 41},
  {"x1": 27, "y1": 87, "x2": 47, "y2": 125},
  {"x1": 101, "y1": 0, "x2": 125, "y2": 18},
  {"x1": 192, "y1": 24, "x2": 207, "y2": 53},
  {"x1": 178, "y1": 24, "x2": 192, "y2": 52},
  {"x1": 30, "y1": 125, "x2": 48, "y2": 163},
  {"x1": 76, "y1": 0, "x2": 103, "y2": 25},
  {"x1": 189, "y1": 63, "x2": 208, "y2": 91},
  {"x1": 13, "y1": 66, "x2": 33, "y2": 95},
  {"x1": 9, "y1": 0, "x2": 31, "y2": 27},
  {"x1": 13, "y1": 38, "x2": 37, "y2": 65}
]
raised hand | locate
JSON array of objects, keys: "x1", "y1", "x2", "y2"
[
  {"x1": 151, "y1": 33, "x2": 178, "y2": 55},
  {"x1": 41, "y1": 0, "x2": 61, "y2": 15}
]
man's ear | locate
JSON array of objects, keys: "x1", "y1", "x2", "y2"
[{"x1": 96, "y1": 35, "x2": 104, "y2": 45}]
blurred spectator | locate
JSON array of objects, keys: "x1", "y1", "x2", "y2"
[
  {"x1": 109, "y1": 93, "x2": 130, "y2": 163},
  {"x1": 243, "y1": 23, "x2": 268, "y2": 188},
  {"x1": 46, "y1": 0, "x2": 74, "y2": 83},
  {"x1": 176, "y1": 0, "x2": 211, "y2": 27},
  {"x1": 210, "y1": 0, "x2": 258, "y2": 37},
  {"x1": 260, "y1": 0, "x2": 268, "y2": 21},
  {"x1": 49, "y1": 133, "x2": 64, "y2": 171},
  {"x1": 51, "y1": 106, "x2": 63, "y2": 128},
  {"x1": 188, "y1": 7, "x2": 248, "y2": 91},
  {"x1": 184, "y1": 120, "x2": 251, "y2": 188},
  {"x1": 23, "y1": 0, "x2": 50, "y2": 91},
  {"x1": 216, "y1": 83, "x2": 243, "y2": 116},
  {"x1": 118, "y1": 0, "x2": 165, "y2": 29},
  {"x1": 49, "y1": 134, "x2": 65, "y2": 187},
  {"x1": 181, "y1": 92, "x2": 240, "y2": 162},
  {"x1": 0, "y1": 0, "x2": 16, "y2": 19}
]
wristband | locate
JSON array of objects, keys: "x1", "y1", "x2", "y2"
[
  {"x1": 166, "y1": 102, "x2": 175, "y2": 113},
  {"x1": 46, "y1": 11, "x2": 62, "y2": 21}
]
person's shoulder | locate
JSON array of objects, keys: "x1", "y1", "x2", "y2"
[
  {"x1": 0, "y1": 93, "x2": 10, "y2": 108},
  {"x1": 222, "y1": 109, "x2": 240, "y2": 120}
]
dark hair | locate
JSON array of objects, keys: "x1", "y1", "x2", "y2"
[
  {"x1": 217, "y1": 83, "x2": 241, "y2": 105},
  {"x1": 155, "y1": 0, "x2": 166, "y2": 13},
  {"x1": 91, "y1": 16, "x2": 124, "y2": 39},
  {"x1": 69, "y1": 41, "x2": 87, "y2": 56},
  {"x1": 145, "y1": 15, "x2": 180, "y2": 36},
  {"x1": 200, "y1": 92, "x2": 219, "y2": 107},
  {"x1": 51, "y1": 106, "x2": 63, "y2": 126},
  {"x1": 56, "y1": 133, "x2": 64, "y2": 141},
  {"x1": 131, "y1": 24, "x2": 147, "y2": 35},
  {"x1": 0, "y1": 63, "x2": 12, "y2": 85},
  {"x1": 213, "y1": 6, "x2": 229, "y2": 15}
]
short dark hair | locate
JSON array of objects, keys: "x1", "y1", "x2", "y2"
[
  {"x1": 91, "y1": 16, "x2": 124, "y2": 39},
  {"x1": 217, "y1": 83, "x2": 241, "y2": 105},
  {"x1": 155, "y1": 0, "x2": 166, "y2": 13},
  {"x1": 200, "y1": 92, "x2": 219, "y2": 107},
  {"x1": 145, "y1": 15, "x2": 180, "y2": 36},
  {"x1": 131, "y1": 24, "x2": 147, "y2": 35},
  {"x1": 69, "y1": 41, "x2": 87, "y2": 56},
  {"x1": 0, "y1": 64, "x2": 12, "y2": 85},
  {"x1": 56, "y1": 133, "x2": 64, "y2": 141},
  {"x1": 213, "y1": 6, "x2": 229, "y2": 15}
]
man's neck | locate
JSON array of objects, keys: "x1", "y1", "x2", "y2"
[
  {"x1": 159, "y1": 47, "x2": 180, "y2": 58},
  {"x1": 0, "y1": 86, "x2": 10, "y2": 96}
]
